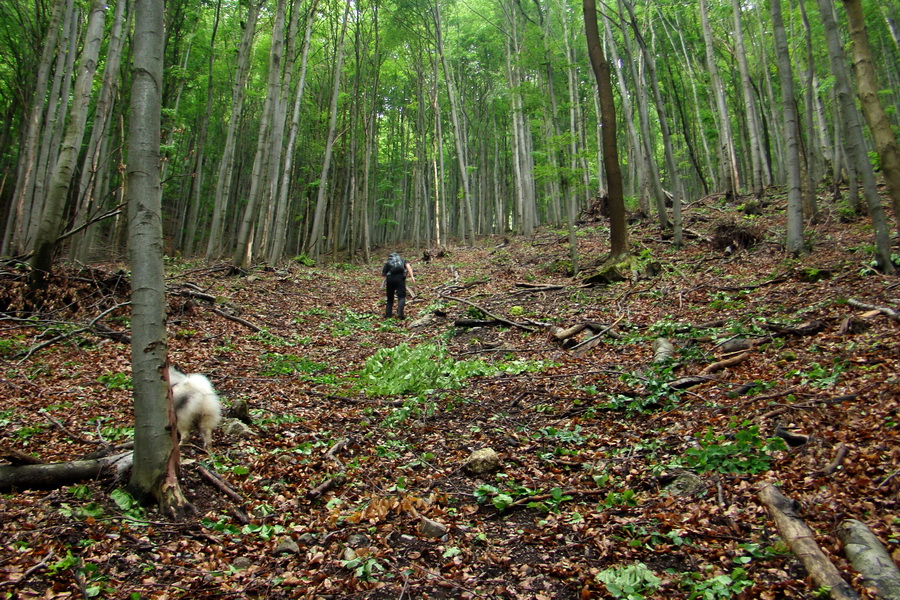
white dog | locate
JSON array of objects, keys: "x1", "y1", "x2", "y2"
[{"x1": 168, "y1": 366, "x2": 222, "y2": 447}]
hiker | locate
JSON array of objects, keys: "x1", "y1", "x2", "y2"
[{"x1": 382, "y1": 252, "x2": 415, "y2": 319}]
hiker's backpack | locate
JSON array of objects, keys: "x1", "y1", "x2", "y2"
[{"x1": 386, "y1": 254, "x2": 405, "y2": 276}]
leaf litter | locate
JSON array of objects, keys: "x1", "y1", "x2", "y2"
[{"x1": 0, "y1": 194, "x2": 898, "y2": 599}]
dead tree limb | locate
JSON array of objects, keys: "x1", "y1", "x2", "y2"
[
  {"x1": 758, "y1": 483, "x2": 859, "y2": 600},
  {"x1": 700, "y1": 351, "x2": 751, "y2": 375},
  {"x1": 847, "y1": 299, "x2": 900, "y2": 323},
  {"x1": 571, "y1": 315, "x2": 626, "y2": 357},
  {"x1": 307, "y1": 474, "x2": 347, "y2": 500},
  {"x1": 440, "y1": 295, "x2": 536, "y2": 332},
  {"x1": 0, "y1": 452, "x2": 133, "y2": 492},
  {"x1": 837, "y1": 519, "x2": 900, "y2": 600},
  {"x1": 819, "y1": 444, "x2": 849, "y2": 477},
  {"x1": 195, "y1": 463, "x2": 244, "y2": 503},
  {"x1": 210, "y1": 308, "x2": 262, "y2": 332},
  {"x1": 14, "y1": 302, "x2": 130, "y2": 360},
  {"x1": 761, "y1": 394, "x2": 858, "y2": 420}
]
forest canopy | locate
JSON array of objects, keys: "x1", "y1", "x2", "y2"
[{"x1": 0, "y1": 0, "x2": 898, "y2": 268}]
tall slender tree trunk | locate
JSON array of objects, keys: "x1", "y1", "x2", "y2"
[
  {"x1": 71, "y1": 0, "x2": 131, "y2": 262},
  {"x1": 234, "y1": 0, "x2": 287, "y2": 269},
  {"x1": 731, "y1": 0, "x2": 766, "y2": 196},
  {"x1": 28, "y1": 0, "x2": 106, "y2": 292},
  {"x1": 307, "y1": 0, "x2": 350, "y2": 262},
  {"x1": 205, "y1": 0, "x2": 260, "y2": 262},
  {"x1": 771, "y1": 0, "x2": 805, "y2": 256},
  {"x1": 269, "y1": 0, "x2": 317, "y2": 263},
  {"x1": 604, "y1": 14, "x2": 648, "y2": 215},
  {"x1": 583, "y1": 0, "x2": 627, "y2": 257},
  {"x1": 433, "y1": 0, "x2": 475, "y2": 244},
  {"x1": 700, "y1": 0, "x2": 740, "y2": 198},
  {"x1": 181, "y1": 0, "x2": 221, "y2": 258},
  {"x1": 4, "y1": 0, "x2": 67, "y2": 256},
  {"x1": 843, "y1": 0, "x2": 900, "y2": 232},
  {"x1": 126, "y1": 0, "x2": 192, "y2": 518},
  {"x1": 621, "y1": 1, "x2": 682, "y2": 243},
  {"x1": 816, "y1": 0, "x2": 893, "y2": 273}
]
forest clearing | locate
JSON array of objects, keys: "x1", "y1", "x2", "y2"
[{"x1": 1, "y1": 192, "x2": 899, "y2": 599}]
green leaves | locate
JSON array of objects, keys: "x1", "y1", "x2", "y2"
[
  {"x1": 683, "y1": 422, "x2": 787, "y2": 474},
  {"x1": 596, "y1": 562, "x2": 661, "y2": 599}
]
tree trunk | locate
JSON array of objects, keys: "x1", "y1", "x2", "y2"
[
  {"x1": 771, "y1": 0, "x2": 805, "y2": 256},
  {"x1": 234, "y1": 0, "x2": 287, "y2": 269},
  {"x1": 843, "y1": 0, "x2": 900, "y2": 233},
  {"x1": 269, "y1": 0, "x2": 316, "y2": 263},
  {"x1": 700, "y1": 0, "x2": 740, "y2": 198},
  {"x1": 28, "y1": 0, "x2": 106, "y2": 292},
  {"x1": 307, "y1": 0, "x2": 350, "y2": 262},
  {"x1": 816, "y1": 0, "x2": 895, "y2": 274},
  {"x1": 70, "y1": 0, "x2": 131, "y2": 262},
  {"x1": 583, "y1": 0, "x2": 628, "y2": 257},
  {"x1": 205, "y1": 0, "x2": 260, "y2": 262},
  {"x1": 732, "y1": 0, "x2": 767, "y2": 196},
  {"x1": 181, "y1": 0, "x2": 221, "y2": 258},
  {"x1": 434, "y1": 0, "x2": 476, "y2": 244},
  {"x1": 3, "y1": 0, "x2": 67, "y2": 257},
  {"x1": 126, "y1": 0, "x2": 192, "y2": 519}
]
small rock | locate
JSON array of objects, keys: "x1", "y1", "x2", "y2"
[
  {"x1": 221, "y1": 418, "x2": 254, "y2": 437},
  {"x1": 232, "y1": 557, "x2": 252, "y2": 570},
  {"x1": 463, "y1": 448, "x2": 501, "y2": 475},
  {"x1": 347, "y1": 533, "x2": 369, "y2": 547},
  {"x1": 273, "y1": 537, "x2": 300, "y2": 556},
  {"x1": 661, "y1": 470, "x2": 706, "y2": 498},
  {"x1": 419, "y1": 517, "x2": 448, "y2": 539},
  {"x1": 297, "y1": 532, "x2": 318, "y2": 546}
]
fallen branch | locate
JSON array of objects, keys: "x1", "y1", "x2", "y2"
[
  {"x1": 440, "y1": 295, "x2": 536, "y2": 332},
  {"x1": 760, "y1": 394, "x2": 857, "y2": 420},
  {"x1": 307, "y1": 474, "x2": 347, "y2": 500},
  {"x1": 0, "y1": 451, "x2": 133, "y2": 492},
  {"x1": 0, "y1": 550, "x2": 55, "y2": 589},
  {"x1": 195, "y1": 463, "x2": 244, "y2": 503},
  {"x1": 819, "y1": 444, "x2": 848, "y2": 477},
  {"x1": 211, "y1": 308, "x2": 262, "y2": 332},
  {"x1": 700, "y1": 351, "x2": 751, "y2": 375},
  {"x1": 837, "y1": 519, "x2": 900, "y2": 600},
  {"x1": 758, "y1": 483, "x2": 859, "y2": 600},
  {"x1": 571, "y1": 315, "x2": 626, "y2": 357},
  {"x1": 847, "y1": 299, "x2": 900, "y2": 323},
  {"x1": 14, "y1": 302, "x2": 130, "y2": 360}
]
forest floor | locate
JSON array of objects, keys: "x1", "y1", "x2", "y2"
[{"x1": 1, "y1": 192, "x2": 899, "y2": 600}]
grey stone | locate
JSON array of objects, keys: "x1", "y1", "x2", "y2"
[{"x1": 463, "y1": 448, "x2": 501, "y2": 475}]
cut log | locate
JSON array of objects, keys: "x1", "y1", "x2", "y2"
[
  {"x1": 837, "y1": 519, "x2": 900, "y2": 599},
  {"x1": 700, "y1": 351, "x2": 750, "y2": 375},
  {"x1": 0, "y1": 452, "x2": 133, "y2": 492},
  {"x1": 847, "y1": 299, "x2": 900, "y2": 323},
  {"x1": 652, "y1": 338, "x2": 675, "y2": 363},
  {"x1": 758, "y1": 483, "x2": 859, "y2": 600},
  {"x1": 549, "y1": 323, "x2": 589, "y2": 341}
]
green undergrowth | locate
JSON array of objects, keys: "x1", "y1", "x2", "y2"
[{"x1": 358, "y1": 342, "x2": 556, "y2": 396}]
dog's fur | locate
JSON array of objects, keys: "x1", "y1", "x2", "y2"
[{"x1": 168, "y1": 366, "x2": 222, "y2": 447}]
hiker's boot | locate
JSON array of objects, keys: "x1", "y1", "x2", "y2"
[
  {"x1": 397, "y1": 298, "x2": 405, "y2": 320},
  {"x1": 385, "y1": 300, "x2": 393, "y2": 319}
]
